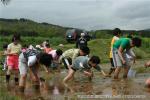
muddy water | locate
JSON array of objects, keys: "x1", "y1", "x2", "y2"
[
  {"x1": 1, "y1": 71, "x2": 149, "y2": 100},
  {"x1": 0, "y1": 61, "x2": 150, "y2": 100}
]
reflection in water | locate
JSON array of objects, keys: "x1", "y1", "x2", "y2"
[
  {"x1": 2, "y1": 71, "x2": 150, "y2": 100},
  {"x1": 63, "y1": 82, "x2": 93, "y2": 95},
  {"x1": 53, "y1": 86, "x2": 59, "y2": 95},
  {"x1": 111, "y1": 80, "x2": 130, "y2": 96},
  {"x1": 101, "y1": 78, "x2": 149, "y2": 98}
]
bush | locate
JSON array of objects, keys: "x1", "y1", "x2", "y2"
[{"x1": 141, "y1": 38, "x2": 150, "y2": 53}]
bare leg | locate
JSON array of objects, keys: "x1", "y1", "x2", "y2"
[
  {"x1": 6, "y1": 66, "x2": 12, "y2": 83},
  {"x1": 63, "y1": 68, "x2": 75, "y2": 83},
  {"x1": 14, "y1": 69, "x2": 19, "y2": 85},
  {"x1": 19, "y1": 74, "x2": 27, "y2": 93},
  {"x1": 114, "y1": 67, "x2": 121, "y2": 79},
  {"x1": 29, "y1": 64, "x2": 41, "y2": 94},
  {"x1": 123, "y1": 66, "x2": 130, "y2": 79}
]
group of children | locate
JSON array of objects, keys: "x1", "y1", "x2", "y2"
[
  {"x1": 108, "y1": 28, "x2": 150, "y2": 88},
  {"x1": 108, "y1": 28, "x2": 141, "y2": 79},
  {"x1": 1, "y1": 29, "x2": 150, "y2": 94}
]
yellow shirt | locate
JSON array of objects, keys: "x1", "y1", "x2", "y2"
[
  {"x1": 59, "y1": 49, "x2": 79, "y2": 63},
  {"x1": 109, "y1": 36, "x2": 119, "y2": 58},
  {"x1": 7, "y1": 43, "x2": 22, "y2": 54}
]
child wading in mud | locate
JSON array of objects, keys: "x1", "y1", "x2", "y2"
[
  {"x1": 112, "y1": 37, "x2": 142, "y2": 79},
  {"x1": 18, "y1": 49, "x2": 52, "y2": 93},
  {"x1": 63, "y1": 56, "x2": 106, "y2": 83},
  {"x1": 59, "y1": 46, "x2": 90, "y2": 70},
  {"x1": 107, "y1": 28, "x2": 121, "y2": 77}
]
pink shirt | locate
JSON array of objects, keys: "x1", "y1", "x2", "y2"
[{"x1": 48, "y1": 50, "x2": 58, "y2": 60}]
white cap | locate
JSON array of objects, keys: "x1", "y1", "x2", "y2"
[{"x1": 81, "y1": 33, "x2": 85, "y2": 36}]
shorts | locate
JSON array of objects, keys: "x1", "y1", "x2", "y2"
[
  {"x1": 19, "y1": 53, "x2": 38, "y2": 75},
  {"x1": 7, "y1": 55, "x2": 19, "y2": 70},
  {"x1": 19, "y1": 53, "x2": 28, "y2": 75},
  {"x1": 112, "y1": 48, "x2": 131, "y2": 68},
  {"x1": 112, "y1": 48, "x2": 122, "y2": 67}
]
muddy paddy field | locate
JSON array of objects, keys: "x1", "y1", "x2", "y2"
[{"x1": 0, "y1": 60, "x2": 150, "y2": 100}]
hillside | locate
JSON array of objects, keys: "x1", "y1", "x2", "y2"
[
  {"x1": 1, "y1": 18, "x2": 150, "y2": 38},
  {"x1": 0, "y1": 18, "x2": 71, "y2": 37}
]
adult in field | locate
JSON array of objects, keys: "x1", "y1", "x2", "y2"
[{"x1": 76, "y1": 33, "x2": 87, "y2": 48}]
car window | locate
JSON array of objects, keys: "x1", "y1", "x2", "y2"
[{"x1": 66, "y1": 30, "x2": 73, "y2": 35}]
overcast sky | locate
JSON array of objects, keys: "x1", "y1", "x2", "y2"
[{"x1": 0, "y1": 0, "x2": 150, "y2": 30}]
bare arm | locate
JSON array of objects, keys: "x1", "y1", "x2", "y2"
[
  {"x1": 43, "y1": 65, "x2": 49, "y2": 73},
  {"x1": 83, "y1": 70, "x2": 92, "y2": 77},
  {"x1": 100, "y1": 70, "x2": 107, "y2": 76}
]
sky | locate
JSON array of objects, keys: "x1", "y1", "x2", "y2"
[{"x1": 0, "y1": 0, "x2": 150, "y2": 30}]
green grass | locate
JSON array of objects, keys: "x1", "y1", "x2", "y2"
[
  {"x1": 0, "y1": 57, "x2": 21, "y2": 100},
  {"x1": 54, "y1": 39, "x2": 111, "y2": 63},
  {"x1": 57, "y1": 38, "x2": 150, "y2": 63},
  {"x1": 88, "y1": 39, "x2": 111, "y2": 63},
  {"x1": 0, "y1": 86, "x2": 21, "y2": 100}
]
